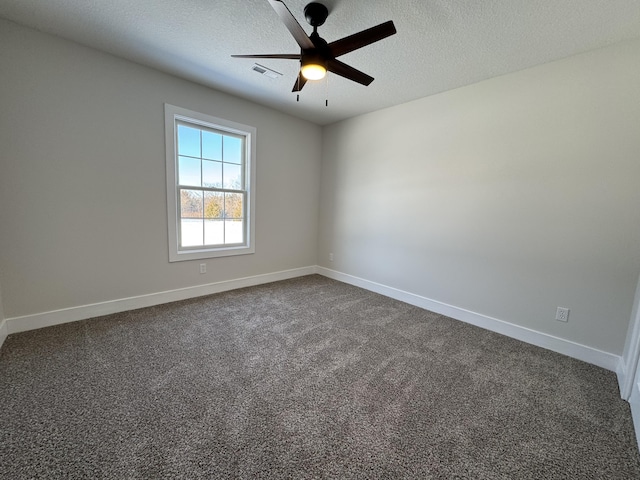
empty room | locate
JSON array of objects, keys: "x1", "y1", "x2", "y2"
[{"x1": 1, "y1": 0, "x2": 640, "y2": 478}]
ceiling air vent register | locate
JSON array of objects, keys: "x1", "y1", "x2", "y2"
[{"x1": 251, "y1": 64, "x2": 283, "y2": 79}]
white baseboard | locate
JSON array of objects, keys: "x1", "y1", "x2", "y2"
[
  {"x1": 0, "y1": 318, "x2": 7, "y2": 350},
  {"x1": 630, "y1": 385, "x2": 640, "y2": 449},
  {"x1": 633, "y1": 405, "x2": 640, "y2": 451},
  {"x1": 317, "y1": 267, "x2": 620, "y2": 372},
  {"x1": 6, "y1": 266, "x2": 316, "y2": 335},
  {"x1": 3, "y1": 265, "x2": 621, "y2": 373},
  {"x1": 618, "y1": 362, "x2": 628, "y2": 398}
]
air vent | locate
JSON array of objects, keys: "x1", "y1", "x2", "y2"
[{"x1": 252, "y1": 64, "x2": 282, "y2": 79}]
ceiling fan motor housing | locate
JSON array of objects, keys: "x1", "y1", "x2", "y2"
[{"x1": 304, "y1": 2, "x2": 329, "y2": 27}]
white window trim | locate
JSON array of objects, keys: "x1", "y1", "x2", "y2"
[{"x1": 164, "y1": 103, "x2": 256, "y2": 262}]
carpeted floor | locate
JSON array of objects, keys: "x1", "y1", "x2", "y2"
[{"x1": 1, "y1": 274, "x2": 639, "y2": 479}]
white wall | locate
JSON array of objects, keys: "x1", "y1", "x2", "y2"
[
  {"x1": 0, "y1": 19, "x2": 322, "y2": 321},
  {"x1": 319, "y1": 38, "x2": 640, "y2": 355}
]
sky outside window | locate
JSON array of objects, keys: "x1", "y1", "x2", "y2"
[{"x1": 177, "y1": 124, "x2": 243, "y2": 190}]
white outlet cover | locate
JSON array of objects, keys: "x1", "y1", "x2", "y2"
[{"x1": 555, "y1": 307, "x2": 570, "y2": 322}]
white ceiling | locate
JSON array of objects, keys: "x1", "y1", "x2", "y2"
[{"x1": 1, "y1": 0, "x2": 640, "y2": 125}]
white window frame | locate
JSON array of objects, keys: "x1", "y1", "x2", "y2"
[{"x1": 164, "y1": 103, "x2": 256, "y2": 262}]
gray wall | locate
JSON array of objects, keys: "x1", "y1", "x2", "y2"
[
  {"x1": 0, "y1": 19, "x2": 322, "y2": 319},
  {"x1": 319, "y1": 38, "x2": 640, "y2": 355}
]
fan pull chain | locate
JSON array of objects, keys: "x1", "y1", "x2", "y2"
[{"x1": 325, "y1": 74, "x2": 329, "y2": 107}]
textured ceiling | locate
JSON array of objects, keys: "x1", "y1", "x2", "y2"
[{"x1": 1, "y1": 0, "x2": 640, "y2": 125}]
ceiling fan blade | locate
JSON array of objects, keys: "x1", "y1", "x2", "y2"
[
  {"x1": 231, "y1": 54, "x2": 300, "y2": 59},
  {"x1": 327, "y1": 59, "x2": 374, "y2": 86},
  {"x1": 267, "y1": 0, "x2": 314, "y2": 50},
  {"x1": 328, "y1": 20, "x2": 397, "y2": 58},
  {"x1": 292, "y1": 72, "x2": 308, "y2": 92}
]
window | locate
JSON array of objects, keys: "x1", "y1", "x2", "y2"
[{"x1": 165, "y1": 104, "x2": 256, "y2": 262}]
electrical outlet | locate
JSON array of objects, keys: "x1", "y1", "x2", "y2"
[
  {"x1": 329, "y1": 253, "x2": 334, "y2": 262},
  {"x1": 199, "y1": 263, "x2": 206, "y2": 274},
  {"x1": 555, "y1": 307, "x2": 569, "y2": 322}
]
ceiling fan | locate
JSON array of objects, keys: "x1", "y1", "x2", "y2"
[{"x1": 232, "y1": 0, "x2": 397, "y2": 93}]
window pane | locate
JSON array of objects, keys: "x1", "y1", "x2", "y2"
[
  {"x1": 204, "y1": 191, "x2": 223, "y2": 219},
  {"x1": 179, "y1": 156, "x2": 201, "y2": 187},
  {"x1": 180, "y1": 189, "x2": 203, "y2": 218},
  {"x1": 202, "y1": 131, "x2": 222, "y2": 160},
  {"x1": 178, "y1": 125, "x2": 201, "y2": 158},
  {"x1": 223, "y1": 163, "x2": 242, "y2": 189},
  {"x1": 204, "y1": 219, "x2": 224, "y2": 245},
  {"x1": 223, "y1": 136, "x2": 242, "y2": 164},
  {"x1": 181, "y1": 219, "x2": 204, "y2": 247},
  {"x1": 225, "y1": 220, "x2": 244, "y2": 244},
  {"x1": 202, "y1": 160, "x2": 222, "y2": 188},
  {"x1": 224, "y1": 193, "x2": 243, "y2": 219}
]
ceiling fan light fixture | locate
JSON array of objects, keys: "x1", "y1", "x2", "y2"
[{"x1": 300, "y1": 62, "x2": 326, "y2": 80}]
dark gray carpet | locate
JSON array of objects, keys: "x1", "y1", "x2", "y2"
[{"x1": 1, "y1": 275, "x2": 639, "y2": 479}]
